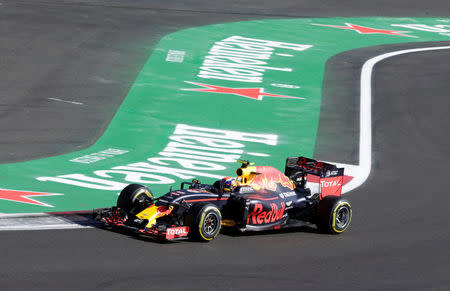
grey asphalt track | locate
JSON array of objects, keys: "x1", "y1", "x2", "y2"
[{"x1": 1, "y1": 1, "x2": 449, "y2": 290}]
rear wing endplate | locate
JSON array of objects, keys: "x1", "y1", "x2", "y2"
[{"x1": 285, "y1": 156, "x2": 344, "y2": 197}]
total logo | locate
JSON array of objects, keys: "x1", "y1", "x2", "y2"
[
  {"x1": 165, "y1": 226, "x2": 189, "y2": 239},
  {"x1": 320, "y1": 180, "x2": 342, "y2": 188}
]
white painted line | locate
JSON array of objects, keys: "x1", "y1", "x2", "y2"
[
  {"x1": 0, "y1": 212, "x2": 98, "y2": 231},
  {"x1": 0, "y1": 212, "x2": 50, "y2": 218},
  {"x1": 276, "y1": 53, "x2": 293, "y2": 57},
  {"x1": 48, "y1": 98, "x2": 83, "y2": 105},
  {"x1": 246, "y1": 152, "x2": 270, "y2": 157},
  {"x1": 0, "y1": 224, "x2": 92, "y2": 231},
  {"x1": 334, "y1": 46, "x2": 450, "y2": 193}
]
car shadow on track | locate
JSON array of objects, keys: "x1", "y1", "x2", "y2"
[
  {"x1": 91, "y1": 221, "x2": 323, "y2": 244},
  {"x1": 54, "y1": 213, "x2": 325, "y2": 243},
  {"x1": 221, "y1": 224, "x2": 321, "y2": 237}
]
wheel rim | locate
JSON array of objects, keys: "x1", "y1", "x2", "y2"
[
  {"x1": 134, "y1": 193, "x2": 150, "y2": 204},
  {"x1": 203, "y1": 212, "x2": 218, "y2": 235},
  {"x1": 335, "y1": 206, "x2": 350, "y2": 229}
]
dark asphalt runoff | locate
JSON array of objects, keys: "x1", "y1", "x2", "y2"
[{"x1": 1, "y1": 0, "x2": 450, "y2": 290}]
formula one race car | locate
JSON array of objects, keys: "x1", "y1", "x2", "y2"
[{"x1": 93, "y1": 156, "x2": 352, "y2": 242}]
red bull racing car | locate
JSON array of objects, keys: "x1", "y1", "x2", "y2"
[{"x1": 93, "y1": 156, "x2": 352, "y2": 242}]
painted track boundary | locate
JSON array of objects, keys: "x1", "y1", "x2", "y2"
[
  {"x1": 337, "y1": 45, "x2": 450, "y2": 193},
  {"x1": 2, "y1": 45, "x2": 450, "y2": 230}
]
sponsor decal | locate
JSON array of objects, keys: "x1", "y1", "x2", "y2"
[
  {"x1": 197, "y1": 35, "x2": 312, "y2": 83},
  {"x1": 239, "y1": 186, "x2": 254, "y2": 193},
  {"x1": 165, "y1": 50, "x2": 186, "y2": 63},
  {"x1": 327, "y1": 170, "x2": 338, "y2": 177},
  {"x1": 249, "y1": 166, "x2": 295, "y2": 192},
  {"x1": 296, "y1": 158, "x2": 326, "y2": 172},
  {"x1": 313, "y1": 23, "x2": 415, "y2": 37},
  {"x1": 183, "y1": 82, "x2": 303, "y2": 101},
  {"x1": 165, "y1": 226, "x2": 189, "y2": 239},
  {"x1": 320, "y1": 176, "x2": 344, "y2": 197},
  {"x1": 37, "y1": 124, "x2": 278, "y2": 190},
  {"x1": 320, "y1": 180, "x2": 341, "y2": 188},
  {"x1": 279, "y1": 191, "x2": 296, "y2": 198},
  {"x1": 247, "y1": 202, "x2": 286, "y2": 225},
  {"x1": 70, "y1": 148, "x2": 129, "y2": 164}
]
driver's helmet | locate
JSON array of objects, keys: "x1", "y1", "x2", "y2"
[{"x1": 220, "y1": 177, "x2": 237, "y2": 193}]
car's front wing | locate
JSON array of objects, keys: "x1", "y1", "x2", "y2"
[{"x1": 93, "y1": 207, "x2": 189, "y2": 241}]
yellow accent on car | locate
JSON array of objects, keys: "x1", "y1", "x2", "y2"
[
  {"x1": 221, "y1": 219, "x2": 236, "y2": 227},
  {"x1": 132, "y1": 189, "x2": 151, "y2": 201},
  {"x1": 198, "y1": 212, "x2": 208, "y2": 240},
  {"x1": 236, "y1": 165, "x2": 258, "y2": 186},
  {"x1": 136, "y1": 205, "x2": 173, "y2": 228}
]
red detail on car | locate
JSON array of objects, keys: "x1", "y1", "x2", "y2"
[
  {"x1": 165, "y1": 226, "x2": 190, "y2": 240},
  {"x1": 307, "y1": 174, "x2": 352, "y2": 186},
  {"x1": 102, "y1": 209, "x2": 126, "y2": 225},
  {"x1": 343, "y1": 175, "x2": 353, "y2": 185},
  {"x1": 306, "y1": 174, "x2": 320, "y2": 183},
  {"x1": 184, "y1": 198, "x2": 229, "y2": 203},
  {"x1": 245, "y1": 195, "x2": 279, "y2": 201},
  {"x1": 139, "y1": 228, "x2": 158, "y2": 235},
  {"x1": 157, "y1": 206, "x2": 174, "y2": 216}
]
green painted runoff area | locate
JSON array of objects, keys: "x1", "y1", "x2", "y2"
[{"x1": 1, "y1": 17, "x2": 449, "y2": 213}]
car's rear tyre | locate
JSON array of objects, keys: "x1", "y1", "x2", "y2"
[
  {"x1": 117, "y1": 183, "x2": 153, "y2": 214},
  {"x1": 187, "y1": 203, "x2": 222, "y2": 242},
  {"x1": 316, "y1": 196, "x2": 352, "y2": 234}
]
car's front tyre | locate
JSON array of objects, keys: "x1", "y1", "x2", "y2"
[
  {"x1": 117, "y1": 183, "x2": 154, "y2": 214},
  {"x1": 187, "y1": 203, "x2": 222, "y2": 242}
]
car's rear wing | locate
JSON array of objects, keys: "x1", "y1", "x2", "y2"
[{"x1": 285, "y1": 156, "x2": 344, "y2": 197}]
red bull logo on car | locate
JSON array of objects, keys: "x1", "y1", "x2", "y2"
[
  {"x1": 249, "y1": 166, "x2": 295, "y2": 192},
  {"x1": 247, "y1": 202, "x2": 286, "y2": 225}
]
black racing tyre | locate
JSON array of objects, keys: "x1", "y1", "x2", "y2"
[
  {"x1": 117, "y1": 184, "x2": 153, "y2": 213},
  {"x1": 316, "y1": 196, "x2": 352, "y2": 234},
  {"x1": 187, "y1": 203, "x2": 222, "y2": 242}
]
